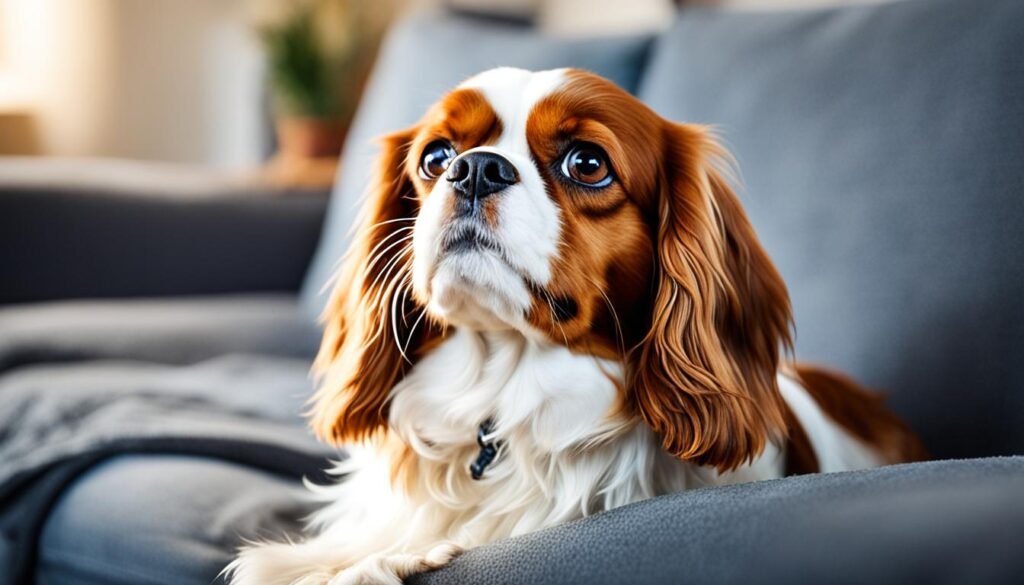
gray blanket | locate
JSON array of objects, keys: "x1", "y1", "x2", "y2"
[{"x1": 0, "y1": 354, "x2": 333, "y2": 585}]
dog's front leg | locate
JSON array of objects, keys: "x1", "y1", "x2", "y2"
[
  {"x1": 225, "y1": 461, "x2": 466, "y2": 585},
  {"x1": 326, "y1": 541, "x2": 463, "y2": 585},
  {"x1": 226, "y1": 535, "x2": 462, "y2": 585},
  {"x1": 226, "y1": 537, "x2": 351, "y2": 585}
]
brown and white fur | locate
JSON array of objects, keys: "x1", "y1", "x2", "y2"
[{"x1": 227, "y1": 68, "x2": 925, "y2": 585}]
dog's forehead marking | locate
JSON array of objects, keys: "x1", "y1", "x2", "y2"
[{"x1": 459, "y1": 67, "x2": 567, "y2": 154}]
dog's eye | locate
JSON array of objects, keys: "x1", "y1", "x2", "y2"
[
  {"x1": 420, "y1": 140, "x2": 457, "y2": 180},
  {"x1": 560, "y1": 143, "x2": 612, "y2": 188}
]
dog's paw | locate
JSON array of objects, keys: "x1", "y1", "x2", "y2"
[
  {"x1": 224, "y1": 542, "x2": 339, "y2": 585},
  {"x1": 327, "y1": 544, "x2": 463, "y2": 585}
]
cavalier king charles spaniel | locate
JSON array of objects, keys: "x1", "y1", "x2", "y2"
[{"x1": 227, "y1": 68, "x2": 926, "y2": 585}]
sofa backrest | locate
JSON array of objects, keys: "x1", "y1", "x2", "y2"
[{"x1": 639, "y1": 0, "x2": 1024, "y2": 459}]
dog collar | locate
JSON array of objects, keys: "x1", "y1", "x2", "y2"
[{"x1": 470, "y1": 418, "x2": 501, "y2": 480}]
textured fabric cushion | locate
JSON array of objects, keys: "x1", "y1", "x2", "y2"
[
  {"x1": 300, "y1": 11, "x2": 653, "y2": 316},
  {"x1": 639, "y1": 0, "x2": 1024, "y2": 458},
  {"x1": 36, "y1": 455, "x2": 314, "y2": 585},
  {"x1": 413, "y1": 457, "x2": 1024, "y2": 585},
  {"x1": 33, "y1": 455, "x2": 1024, "y2": 585},
  {"x1": 0, "y1": 294, "x2": 320, "y2": 372}
]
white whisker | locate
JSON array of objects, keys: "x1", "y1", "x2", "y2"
[
  {"x1": 402, "y1": 307, "x2": 429, "y2": 356},
  {"x1": 364, "y1": 229, "x2": 414, "y2": 273},
  {"x1": 368, "y1": 248, "x2": 412, "y2": 308},
  {"x1": 367, "y1": 216, "x2": 416, "y2": 231},
  {"x1": 585, "y1": 274, "x2": 626, "y2": 358}
]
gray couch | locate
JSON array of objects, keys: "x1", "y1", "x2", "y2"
[{"x1": 2, "y1": 0, "x2": 1023, "y2": 583}]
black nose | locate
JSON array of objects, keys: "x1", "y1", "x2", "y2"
[{"x1": 446, "y1": 151, "x2": 519, "y2": 202}]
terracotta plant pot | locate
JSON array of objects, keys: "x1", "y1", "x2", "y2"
[{"x1": 275, "y1": 117, "x2": 345, "y2": 158}]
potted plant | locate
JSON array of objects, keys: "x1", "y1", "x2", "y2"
[{"x1": 254, "y1": 0, "x2": 393, "y2": 162}]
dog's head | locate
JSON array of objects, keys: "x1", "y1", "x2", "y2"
[{"x1": 313, "y1": 68, "x2": 793, "y2": 471}]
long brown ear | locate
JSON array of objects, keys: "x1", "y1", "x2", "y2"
[
  {"x1": 310, "y1": 127, "x2": 436, "y2": 445},
  {"x1": 632, "y1": 124, "x2": 793, "y2": 472}
]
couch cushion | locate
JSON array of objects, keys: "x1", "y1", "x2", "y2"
[
  {"x1": 33, "y1": 454, "x2": 1024, "y2": 585},
  {"x1": 413, "y1": 457, "x2": 1024, "y2": 585},
  {"x1": 300, "y1": 10, "x2": 654, "y2": 316},
  {"x1": 36, "y1": 455, "x2": 314, "y2": 585},
  {"x1": 0, "y1": 294, "x2": 320, "y2": 373},
  {"x1": 638, "y1": 0, "x2": 1024, "y2": 458}
]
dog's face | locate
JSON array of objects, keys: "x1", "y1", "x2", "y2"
[
  {"x1": 407, "y1": 68, "x2": 652, "y2": 346},
  {"x1": 314, "y1": 68, "x2": 795, "y2": 472}
]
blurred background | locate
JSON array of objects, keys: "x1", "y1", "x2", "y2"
[
  {"x1": 0, "y1": 0, "x2": 404, "y2": 185},
  {"x1": 0, "y1": 0, "x2": 872, "y2": 184},
  {"x1": 6, "y1": 0, "x2": 1013, "y2": 452},
  {"x1": 4, "y1": 1, "x2": 1024, "y2": 583}
]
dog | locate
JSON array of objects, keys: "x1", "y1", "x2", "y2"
[{"x1": 227, "y1": 67, "x2": 926, "y2": 585}]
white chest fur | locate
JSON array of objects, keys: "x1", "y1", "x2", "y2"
[
  {"x1": 230, "y1": 332, "x2": 811, "y2": 585},
  {"x1": 391, "y1": 329, "x2": 627, "y2": 457},
  {"x1": 387, "y1": 329, "x2": 673, "y2": 540},
  {"x1": 311, "y1": 330, "x2": 786, "y2": 554}
]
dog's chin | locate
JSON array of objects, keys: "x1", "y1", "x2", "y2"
[{"x1": 426, "y1": 250, "x2": 532, "y2": 331}]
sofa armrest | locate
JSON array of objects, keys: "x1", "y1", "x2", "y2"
[
  {"x1": 0, "y1": 294, "x2": 322, "y2": 372},
  {"x1": 0, "y1": 158, "x2": 329, "y2": 304},
  {"x1": 412, "y1": 457, "x2": 1024, "y2": 585}
]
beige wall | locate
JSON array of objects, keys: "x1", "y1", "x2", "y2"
[
  {"x1": 0, "y1": 0, "x2": 265, "y2": 167},
  {"x1": 103, "y1": 0, "x2": 265, "y2": 167},
  {"x1": 540, "y1": 0, "x2": 675, "y2": 37},
  {"x1": 0, "y1": 0, "x2": 117, "y2": 157}
]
